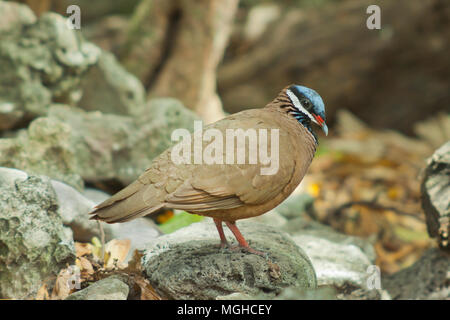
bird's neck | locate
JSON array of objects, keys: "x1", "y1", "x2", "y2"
[
  {"x1": 265, "y1": 91, "x2": 318, "y2": 144},
  {"x1": 293, "y1": 113, "x2": 317, "y2": 142}
]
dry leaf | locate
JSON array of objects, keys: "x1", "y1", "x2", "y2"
[
  {"x1": 77, "y1": 256, "x2": 94, "y2": 275},
  {"x1": 104, "y1": 239, "x2": 131, "y2": 269},
  {"x1": 134, "y1": 277, "x2": 161, "y2": 300},
  {"x1": 51, "y1": 266, "x2": 80, "y2": 300},
  {"x1": 307, "y1": 111, "x2": 436, "y2": 274},
  {"x1": 75, "y1": 242, "x2": 93, "y2": 257},
  {"x1": 126, "y1": 250, "x2": 144, "y2": 273},
  {"x1": 36, "y1": 284, "x2": 49, "y2": 300}
]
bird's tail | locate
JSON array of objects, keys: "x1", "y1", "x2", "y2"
[{"x1": 89, "y1": 180, "x2": 164, "y2": 223}]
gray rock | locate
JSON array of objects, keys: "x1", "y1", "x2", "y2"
[
  {"x1": 215, "y1": 292, "x2": 255, "y2": 300},
  {"x1": 49, "y1": 100, "x2": 199, "y2": 184},
  {"x1": 421, "y1": 141, "x2": 450, "y2": 250},
  {"x1": 248, "y1": 209, "x2": 287, "y2": 228},
  {"x1": 109, "y1": 219, "x2": 161, "y2": 258},
  {"x1": 0, "y1": 166, "x2": 28, "y2": 188},
  {"x1": 0, "y1": 1, "x2": 200, "y2": 186},
  {"x1": 0, "y1": 168, "x2": 159, "y2": 250},
  {"x1": 0, "y1": 8, "x2": 100, "y2": 131},
  {"x1": 216, "y1": 286, "x2": 338, "y2": 300},
  {"x1": 56, "y1": 182, "x2": 160, "y2": 250},
  {"x1": 46, "y1": 98, "x2": 199, "y2": 186},
  {"x1": 0, "y1": 116, "x2": 84, "y2": 190},
  {"x1": 249, "y1": 193, "x2": 317, "y2": 238},
  {"x1": 273, "y1": 286, "x2": 337, "y2": 300},
  {"x1": 0, "y1": 167, "x2": 106, "y2": 242},
  {"x1": 382, "y1": 248, "x2": 450, "y2": 300},
  {"x1": 0, "y1": 1, "x2": 149, "y2": 133},
  {"x1": 285, "y1": 219, "x2": 379, "y2": 299},
  {"x1": 51, "y1": 175, "x2": 160, "y2": 251},
  {"x1": 65, "y1": 276, "x2": 129, "y2": 300},
  {"x1": 46, "y1": 104, "x2": 134, "y2": 184},
  {"x1": 118, "y1": 98, "x2": 200, "y2": 184},
  {"x1": 79, "y1": 50, "x2": 145, "y2": 115},
  {"x1": 275, "y1": 193, "x2": 316, "y2": 220},
  {"x1": 51, "y1": 179, "x2": 107, "y2": 242},
  {"x1": 0, "y1": 97, "x2": 198, "y2": 189},
  {"x1": 283, "y1": 219, "x2": 376, "y2": 262},
  {"x1": 142, "y1": 220, "x2": 317, "y2": 300},
  {"x1": 46, "y1": 177, "x2": 159, "y2": 247},
  {"x1": 0, "y1": 1, "x2": 36, "y2": 33},
  {"x1": 83, "y1": 188, "x2": 111, "y2": 205},
  {"x1": 0, "y1": 175, "x2": 76, "y2": 299}
]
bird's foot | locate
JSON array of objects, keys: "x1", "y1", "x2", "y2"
[
  {"x1": 229, "y1": 244, "x2": 268, "y2": 258},
  {"x1": 215, "y1": 240, "x2": 230, "y2": 249}
]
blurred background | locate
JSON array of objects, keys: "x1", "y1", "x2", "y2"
[
  {"x1": 1, "y1": 0, "x2": 449, "y2": 277},
  {"x1": 12, "y1": 0, "x2": 449, "y2": 131}
]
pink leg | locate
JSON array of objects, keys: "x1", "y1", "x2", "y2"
[
  {"x1": 225, "y1": 221, "x2": 266, "y2": 256},
  {"x1": 214, "y1": 218, "x2": 229, "y2": 248}
]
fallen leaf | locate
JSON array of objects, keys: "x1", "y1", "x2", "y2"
[
  {"x1": 156, "y1": 209, "x2": 175, "y2": 224},
  {"x1": 268, "y1": 261, "x2": 281, "y2": 279},
  {"x1": 75, "y1": 242, "x2": 93, "y2": 257},
  {"x1": 104, "y1": 239, "x2": 131, "y2": 269},
  {"x1": 134, "y1": 277, "x2": 161, "y2": 300},
  {"x1": 307, "y1": 182, "x2": 321, "y2": 198},
  {"x1": 77, "y1": 256, "x2": 95, "y2": 275},
  {"x1": 51, "y1": 266, "x2": 81, "y2": 300},
  {"x1": 126, "y1": 250, "x2": 144, "y2": 273},
  {"x1": 36, "y1": 284, "x2": 49, "y2": 300}
]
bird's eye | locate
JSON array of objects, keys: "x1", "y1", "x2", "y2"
[{"x1": 302, "y1": 99, "x2": 312, "y2": 109}]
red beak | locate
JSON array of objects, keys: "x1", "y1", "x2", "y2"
[{"x1": 313, "y1": 114, "x2": 328, "y2": 136}]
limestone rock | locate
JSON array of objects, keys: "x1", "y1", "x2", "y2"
[
  {"x1": 382, "y1": 249, "x2": 450, "y2": 300},
  {"x1": 79, "y1": 51, "x2": 145, "y2": 115},
  {"x1": 0, "y1": 167, "x2": 104, "y2": 242},
  {"x1": 115, "y1": 98, "x2": 200, "y2": 184},
  {"x1": 83, "y1": 188, "x2": 111, "y2": 204},
  {"x1": 0, "y1": 6, "x2": 100, "y2": 131},
  {"x1": 0, "y1": 99, "x2": 199, "y2": 189},
  {"x1": 273, "y1": 286, "x2": 337, "y2": 300},
  {"x1": 274, "y1": 193, "x2": 316, "y2": 220},
  {"x1": 142, "y1": 220, "x2": 317, "y2": 300},
  {"x1": 284, "y1": 219, "x2": 379, "y2": 299},
  {"x1": 65, "y1": 276, "x2": 129, "y2": 300},
  {"x1": 108, "y1": 219, "x2": 161, "y2": 262},
  {"x1": 249, "y1": 210, "x2": 287, "y2": 229},
  {"x1": 45, "y1": 100, "x2": 199, "y2": 185},
  {"x1": 0, "y1": 1, "x2": 36, "y2": 33},
  {"x1": 0, "y1": 175, "x2": 76, "y2": 299},
  {"x1": 421, "y1": 141, "x2": 450, "y2": 250},
  {"x1": 0, "y1": 167, "x2": 28, "y2": 188},
  {"x1": 50, "y1": 177, "x2": 160, "y2": 253},
  {"x1": 51, "y1": 179, "x2": 104, "y2": 242},
  {"x1": 0, "y1": 116, "x2": 84, "y2": 190},
  {"x1": 46, "y1": 104, "x2": 134, "y2": 184}
]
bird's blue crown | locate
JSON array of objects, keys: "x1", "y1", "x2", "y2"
[
  {"x1": 290, "y1": 85, "x2": 326, "y2": 120},
  {"x1": 285, "y1": 84, "x2": 328, "y2": 143}
]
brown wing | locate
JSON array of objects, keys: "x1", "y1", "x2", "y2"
[
  {"x1": 90, "y1": 180, "x2": 165, "y2": 223},
  {"x1": 164, "y1": 111, "x2": 296, "y2": 212},
  {"x1": 91, "y1": 109, "x2": 304, "y2": 222}
]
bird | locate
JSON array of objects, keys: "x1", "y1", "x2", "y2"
[{"x1": 90, "y1": 84, "x2": 328, "y2": 255}]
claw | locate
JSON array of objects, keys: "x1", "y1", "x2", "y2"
[{"x1": 229, "y1": 244, "x2": 267, "y2": 257}]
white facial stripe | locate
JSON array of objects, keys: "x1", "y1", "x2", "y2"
[{"x1": 286, "y1": 89, "x2": 318, "y2": 125}]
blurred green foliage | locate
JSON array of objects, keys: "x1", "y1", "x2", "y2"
[{"x1": 159, "y1": 211, "x2": 205, "y2": 234}]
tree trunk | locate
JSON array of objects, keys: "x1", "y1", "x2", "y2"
[
  {"x1": 119, "y1": 0, "x2": 239, "y2": 123},
  {"x1": 218, "y1": 0, "x2": 450, "y2": 134}
]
